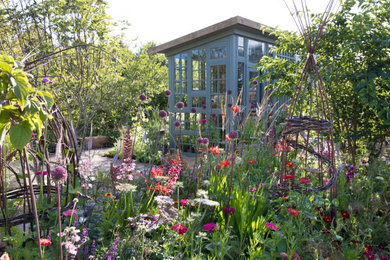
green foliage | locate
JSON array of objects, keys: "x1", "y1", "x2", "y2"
[
  {"x1": 0, "y1": 53, "x2": 53, "y2": 149},
  {"x1": 258, "y1": 0, "x2": 390, "y2": 163}
]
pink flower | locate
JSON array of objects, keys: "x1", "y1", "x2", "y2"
[
  {"x1": 63, "y1": 209, "x2": 77, "y2": 216},
  {"x1": 171, "y1": 224, "x2": 187, "y2": 235},
  {"x1": 203, "y1": 223, "x2": 217, "y2": 232},
  {"x1": 260, "y1": 183, "x2": 265, "y2": 186},
  {"x1": 35, "y1": 171, "x2": 48, "y2": 176},
  {"x1": 288, "y1": 208, "x2": 300, "y2": 217},
  {"x1": 250, "y1": 188, "x2": 257, "y2": 192},
  {"x1": 265, "y1": 222, "x2": 277, "y2": 231},
  {"x1": 180, "y1": 200, "x2": 188, "y2": 207},
  {"x1": 280, "y1": 252, "x2": 289, "y2": 258}
]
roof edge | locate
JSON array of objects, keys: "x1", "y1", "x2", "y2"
[{"x1": 148, "y1": 16, "x2": 274, "y2": 55}]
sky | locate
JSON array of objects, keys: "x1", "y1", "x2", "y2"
[{"x1": 106, "y1": 0, "x2": 339, "y2": 50}]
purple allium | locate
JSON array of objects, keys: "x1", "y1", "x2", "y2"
[
  {"x1": 228, "y1": 130, "x2": 238, "y2": 140},
  {"x1": 52, "y1": 166, "x2": 67, "y2": 183},
  {"x1": 159, "y1": 110, "x2": 167, "y2": 119},
  {"x1": 164, "y1": 90, "x2": 172, "y2": 97},
  {"x1": 174, "y1": 121, "x2": 181, "y2": 128},
  {"x1": 202, "y1": 138, "x2": 209, "y2": 145},
  {"x1": 211, "y1": 113, "x2": 216, "y2": 117},
  {"x1": 190, "y1": 107, "x2": 196, "y2": 113},
  {"x1": 176, "y1": 101, "x2": 184, "y2": 110},
  {"x1": 227, "y1": 89, "x2": 232, "y2": 95},
  {"x1": 200, "y1": 119, "x2": 207, "y2": 124},
  {"x1": 227, "y1": 103, "x2": 232, "y2": 108},
  {"x1": 42, "y1": 77, "x2": 49, "y2": 83},
  {"x1": 201, "y1": 99, "x2": 206, "y2": 105},
  {"x1": 252, "y1": 80, "x2": 258, "y2": 85},
  {"x1": 139, "y1": 94, "x2": 147, "y2": 102},
  {"x1": 202, "y1": 105, "x2": 207, "y2": 110},
  {"x1": 196, "y1": 137, "x2": 203, "y2": 144},
  {"x1": 211, "y1": 98, "x2": 215, "y2": 103}
]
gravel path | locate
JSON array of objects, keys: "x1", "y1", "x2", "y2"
[{"x1": 80, "y1": 147, "x2": 150, "y2": 173}]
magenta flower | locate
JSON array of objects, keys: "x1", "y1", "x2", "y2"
[
  {"x1": 63, "y1": 209, "x2": 77, "y2": 216},
  {"x1": 171, "y1": 224, "x2": 187, "y2": 235},
  {"x1": 250, "y1": 188, "x2": 257, "y2": 192},
  {"x1": 203, "y1": 223, "x2": 217, "y2": 232},
  {"x1": 222, "y1": 207, "x2": 235, "y2": 215},
  {"x1": 36, "y1": 171, "x2": 48, "y2": 176},
  {"x1": 52, "y1": 166, "x2": 67, "y2": 183},
  {"x1": 265, "y1": 222, "x2": 277, "y2": 231},
  {"x1": 180, "y1": 199, "x2": 188, "y2": 207}
]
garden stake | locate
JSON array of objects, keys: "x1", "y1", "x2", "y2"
[{"x1": 24, "y1": 148, "x2": 43, "y2": 260}]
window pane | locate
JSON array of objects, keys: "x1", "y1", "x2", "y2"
[
  {"x1": 248, "y1": 40, "x2": 264, "y2": 63},
  {"x1": 211, "y1": 47, "x2": 227, "y2": 59},
  {"x1": 220, "y1": 65, "x2": 226, "y2": 79},
  {"x1": 237, "y1": 62, "x2": 244, "y2": 94},
  {"x1": 220, "y1": 80, "x2": 226, "y2": 93}
]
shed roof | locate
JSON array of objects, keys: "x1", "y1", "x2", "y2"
[{"x1": 148, "y1": 16, "x2": 275, "y2": 55}]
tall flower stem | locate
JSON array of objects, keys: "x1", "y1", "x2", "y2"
[
  {"x1": 56, "y1": 184, "x2": 63, "y2": 259},
  {"x1": 227, "y1": 141, "x2": 236, "y2": 210},
  {"x1": 23, "y1": 148, "x2": 43, "y2": 260},
  {"x1": 147, "y1": 120, "x2": 162, "y2": 182}
]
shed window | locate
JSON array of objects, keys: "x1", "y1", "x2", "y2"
[
  {"x1": 210, "y1": 47, "x2": 227, "y2": 59},
  {"x1": 192, "y1": 49, "x2": 206, "y2": 90},
  {"x1": 248, "y1": 40, "x2": 265, "y2": 63},
  {"x1": 211, "y1": 65, "x2": 226, "y2": 108},
  {"x1": 174, "y1": 53, "x2": 188, "y2": 104}
]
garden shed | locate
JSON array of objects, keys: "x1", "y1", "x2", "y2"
[{"x1": 149, "y1": 16, "x2": 291, "y2": 153}]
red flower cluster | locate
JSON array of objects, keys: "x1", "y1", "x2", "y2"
[
  {"x1": 218, "y1": 160, "x2": 231, "y2": 169},
  {"x1": 232, "y1": 105, "x2": 240, "y2": 114},
  {"x1": 284, "y1": 175, "x2": 295, "y2": 180},
  {"x1": 208, "y1": 146, "x2": 220, "y2": 156},
  {"x1": 203, "y1": 223, "x2": 217, "y2": 232},
  {"x1": 341, "y1": 210, "x2": 350, "y2": 220},
  {"x1": 172, "y1": 224, "x2": 187, "y2": 235},
  {"x1": 38, "y1": 238, "x2": 52, "y2": 247},
  {"x1": 287, "y1": 208, "x2": 300, "y2": 217},
  {"x1": 323, "y1": 215, "x2": 332, "y2": 224},
  {"x1": 151, "y1": 167, "x2": 163, "y2": 178},
  {"x1": 298, "y1": 177, "x2": 310, "y2": 184},
  {"x1": 152, "y1": 160, "x2": 182, "y2": 195},
  {"x1": 286, "y1": 161, "x2": 294, "y2": 168},
  {"x1": 247, "y1": 160, "x2": 256, "y2": 164}
]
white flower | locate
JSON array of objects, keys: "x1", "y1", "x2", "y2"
[
  {"x1": 116, "y1": 183, "x2": 137, "y2": 192},
  {"x1": 194, "y1": 198, "x2": 220, "y2": 207}
]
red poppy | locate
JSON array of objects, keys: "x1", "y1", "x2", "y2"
[
  {"x1": 284, "y1": 175, "x2": 295, "y2": 180},
  {"x1": 225, "y1": 134, "x2": 231, "y2": 141},
  {"x1": 341, "y1": 210, "x2": 350, "y2": 220},
  {"x1": 323, "y1": 215, "x2": 332, "y2": 224}
]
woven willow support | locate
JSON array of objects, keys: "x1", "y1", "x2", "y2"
[{"x1": 278, "y1": 0, "x2": 340, "y2": 195}]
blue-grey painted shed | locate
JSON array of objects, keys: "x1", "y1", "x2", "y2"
[{"x1": 149, "y1": 16, "x2": 286, "y2": 153}]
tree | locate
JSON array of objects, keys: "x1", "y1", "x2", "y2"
[
  {"x1": 0, "y1": 0, "x2": 168, "y2": 150},
  {"x1": 258, "y1": 0, "x2": 390, "y2": 164}
]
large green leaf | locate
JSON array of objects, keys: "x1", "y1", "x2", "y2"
[
  {"x1": 9, "y1": 120, "x2": 33, "y2": 149},
  {"x1": 0, "y1": 61, "x2": 12, "y2": 74},
  {"x1": 11, "y1": 72, "x2": 29, "y2": 109}
]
